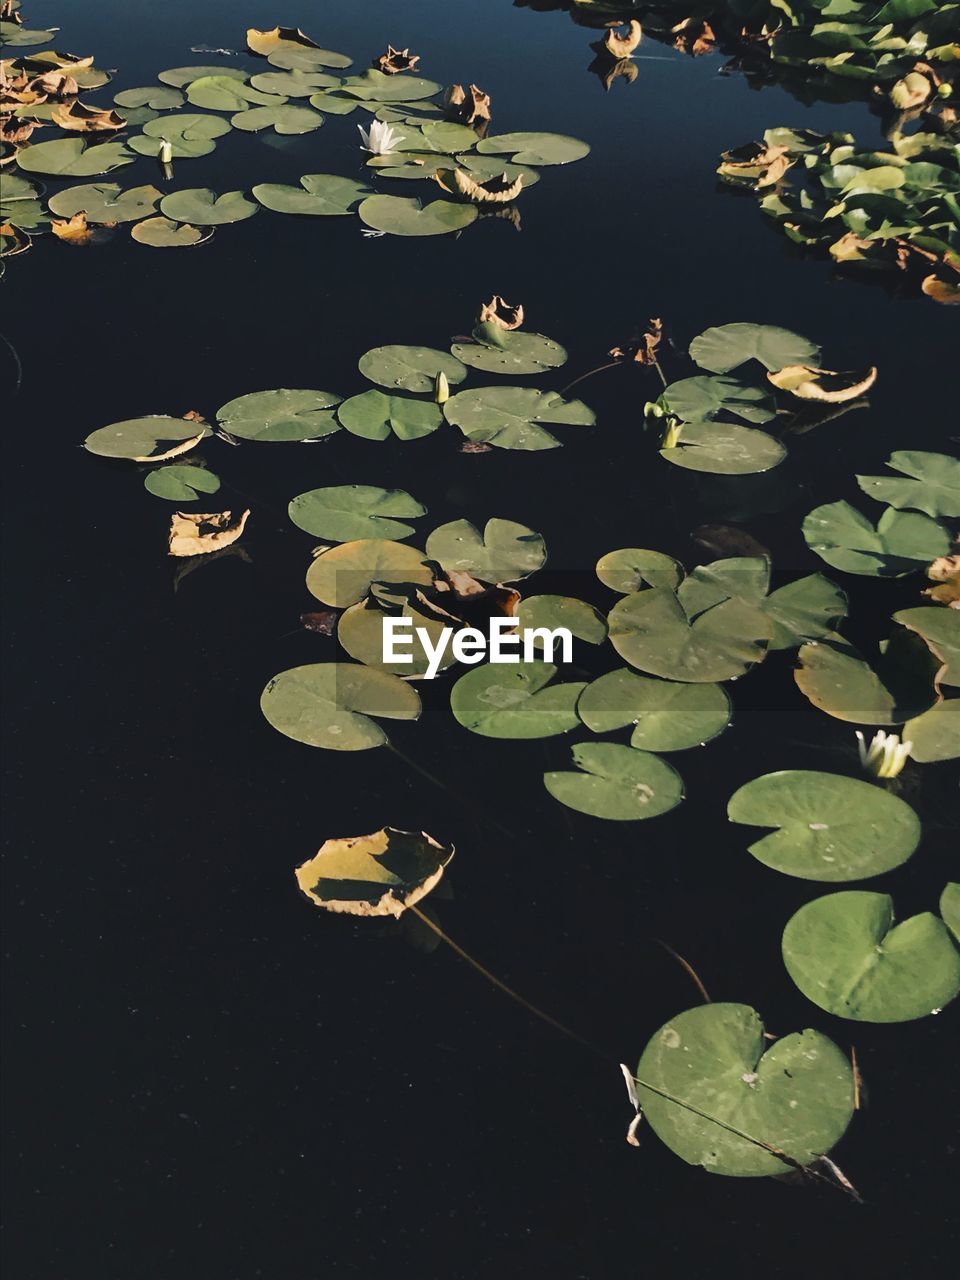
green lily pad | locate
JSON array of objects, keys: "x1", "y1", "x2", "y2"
[
  {"x1": 160, "y1": 189, "x2": 259, "y2": 225},
  {"x1": 661, "y1": 421, "x2": 786, "y2": 475},
  {"x1": 516, "y1": 596, "x2": 607, "y2": 646},
  {"x1": 728, "y1": 770, "x2": 920, "y2": 882},
  {"x1": 216, "y1": 388, "x2": 341, "y2": 442},
  {"x1": 762, "y1": 574, "x2": 849, "y2": 650},
  {"x1": 47, "y1": 182, "x2": 162, "y2": 223},
  {"x1": 451, "y1": 661, "x2": 584, "y2": 739},
  {"x1": 358, "y1": 346, "x2": 467, "y2": 394},
  {"x1": 294, "y1": 827, "x2": 453, "y2": 918},
  {"x1": 475, "y1": 131, "x2": 589, "y2": 165},
  {"x1": 942, "y1": 884, "x2": 960, "y2": 944},
  {"x1": 0, "y1": 22, "x2": 56, "y2": 47},
  {"x1": 357, "y1": 195, "x2": 478, "y2": 237},
  {"x1": 158, "y1": 66, "x2": 250, "y2": 88},
  {"x1": 893, "y1": 606, "x2": 960, "y2": 685},
  {"x1": 289, "y1": 485, "x2": 426, "y2": 542},
  {"x1": 130, "y1": 113, "x2": 232, "y2": 158},
  {"x1": 144, "y1": 465, "x2": 221, "y2": 501},
  {"x1": 339, "y1": 69, "x2": 441, "y2": 102},
  {"x1": 260, "y1": 662, "x2": 420, "y2": 751},
  {"x1": 452, "y1": 326, "x2": 567, "y2": 376},
  {"x1": 249, "y1": 70, "x2": 340, "y2": 97},
  {"x1": 308, "y1": 91, "x2": 360, "y2": 115},
  {"x1": 782, "y1": 892, "x2": 960, "y2": 1022},
  {"x1": 635, "y1": 1003, "x2": 854, "y2": 1177},
  {"x1": 802, "y1": 500, "x2": 951, "y2": 576},
  {"x1": 689, "y1": 323, "x2": 821, "y2": 374},
  {"x1": 114, "y1": 86, "x2": 185, "y2": 110},
  {"x1": 185, "y1": 75, "x2": 283, "y2": 111},
  {"x1": 15, "y1": 138, "x2": 133, "y2": 177},
  {"x1": 337, "y1": 389, "x2": 442, "y2": 441},
  {"x1": 595, "y1": 549, "x2": 684, "y2": 594},
  {"x1": 425, "y1": 518, "x2": 545, "y2": 583},
  {"x1": 578, "y1": 670, "x2": 731, "y2": 751},
  {"x1": 18, "y1": 51, "x2": 111, "y2": 89},
  {"x1": 795, "y1": 631, "x2": 942, "y2": 724},
  {"x1": 84, "y1": 415, "x2": 211, "y2": 460},
  {"x1": 268, "y1": 47, "x2": 352, "y2": 72},
  {"x1": 608, "y1": 587, "x2": 771, "y2": 682},
  {"x1": 455, "y1": 155, "x2": 540, "y2": 188},
  {"x1": 662, "y1": 376, "x2": 777, "y2": 425},
  {"x1": 337, "y1": 597, "x2": 458, "y2": 679},
  {"x1": 904, "y1": 700, "x2": 960, "y2": 763},
  {"x1": 305, "y1": 540, "x2": 433, "y2": 608},
  {"x1": 131, "y1": 217, "x2": 211, "y2": 248},
  {"x1": 114, "y1": 105, "x2": 159, "y2": 127},
  {"x1": 545, "y1": 742, "x2": 683, "y2": 820},
  {"x1": 231, "y1": 103, "x2": 323, "y2": 134},
  {"x1": 857, "y1": 451, "x2": 960, "y2": 519},
  {"x1": 252, "y1": 174, "x2": 371, "y2": 216},
  {"x1": 443, "y1": 386, "x2": 595, "y2": 451}
]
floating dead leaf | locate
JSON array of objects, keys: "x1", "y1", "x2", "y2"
[
  {"x1": 435, "y1": 167, "x2": 523, "y2": 203},
  {"x1": 718, "y1": 140, "x2": 791, "y2": 189},
  {"x1": 51, "y1": 100, "x2": 125, "y2": 132},
  {"x1": 604, "y1": 20, "x2": 642, "y2": 58},
  {"x1": 479, "y1": 295, "x2": 523, "y2": 330},
  {"x1": 672, "y1": 18, "x2": 717, "y2": 57},
  {"x1": 1, "y1": 114, "x2": 36, "y2": 144},
  {"x1": 433, "y1": 569, "x2": 520, "y2": 618},
  {"x1": 692, "y1": 524, "x2": 771, "y2": 560},
  {"x1": 589, "y1": 55, "x2": 638, "y2": 92},
  {"x1": 444, "y1": 83, "x2": 491, "y2": 126},
  {"x1": 130, "y1": 430, "x2": 207, "y2": 463},
  {"x1": 29, "y1": 70, "x2": 79, "y2": 99},
  {"x1": 181, "y1": 409, "x2": 208, "y2": 424},
  {"x1": 50, "y1": 212, "x2": 93, "y2": 245},
  {"x1": 168, "y1": 509, "x2": 250, "y2": 557},
  {"x1": 767, "y1": 364, "x2": 877, "y2": 403},
  {"x1": 610, "y1": 317, "x2": 663, "y2": 365},
  {"x1": 829, "y1": 232, "x2": 874, "y2": 263},
  {"x1": 0, "y1": 221, "x2": 31, "y2": 257},
  {"x1": 376, "y1": 45, "x2": 420, "y2": 75},
  {"x1": 246, "y1": 26, "x2": 319, "y2": 57},
  {"x1": 921, "y1": 253, "x2": 960, "y2": 305},
  {"x1": 459, "y1": 440, "x2": 493, "y2": 454},
  {"x1": 294, "y1": 827, "x2": 454, "y2": 918},
  {"x1": 924, "y1": 555, "x2": 960, "y2": 607},
  {"x1": 300, "y1": 609, "x2": 338, "y2": 636}
]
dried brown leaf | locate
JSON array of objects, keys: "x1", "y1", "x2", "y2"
[
  {"x1": 435, "y1": 166, "x2": 523, "y2": 203},
  {"x1": 604, "y1": 20, "x2": 642, "y2": 58},
  {"x1": 767, "y1": 364, "x2": 877, "y2": 403},
  {"x1": 168, "y1": 509, "x2": 250, "y2": 558},
  {"x1": 50, "y1": 212, "x2": 93, "y2": 245},
  {"x1": 376, "y1": 45, "x2": 420, "y2": 75},
  {"x1": 609, "y1": 317, "x2": 663, "y2": 365},
  {"x1": 300, "y1": 609, "x2": 338, "y2": 635},
  {"x1": 51, "y1": 100, "x2": 125, "y2": 132},
  {"x1": 479, "y1": 295, "x2": 524, "y2": 330},
  {"x1": 924, "y1": 554, "x2": 960, "y2": 607}
]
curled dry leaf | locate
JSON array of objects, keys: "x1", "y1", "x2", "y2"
[
  {"x1": 444, "y1": 83, "x2": 491, "y2": 126},
  {"x1": 889, "y1": 69, "x2": 934, "y2": 110},
  {"x1": 50, "y1": 100, "x2": 125, "y2": 132},
  {"x1": 0, "y1": 221, "x2": 31, "y2": 257},
  {"x1": 168, "y1": 509, "x2": 250, "y2": 557},
  {"x1": 435, "y1": 167, "x2": 523, "y2": 203},
  {"x1": 300, "y1": 609, "x2": 338, "y2": 635},
  {"x1": 830, "y1": 232, "x2": 874, "y2": 263},
  {"x1": 294, "y1": 827, "x2": 454, "y2": 918},
  {"x1": 718, "y1": 141, "x2": 791, "y2": 190},
  {"x1": 50, "y1": 212, "x2": 93, "y2": 244},
  {"x1": 768, "y1": 365, "x2": 878, "y2": 403},
  {"x1": 610, "y1": 317, "x2": 663, "y2": 365},
  {"x1": 672, "y1": 18, "x2": 717, "y2": 57},
  {"x1": 29, "y1": 70, "x2": 79, "y2": 99},
  {"x1": 603, "y1": 20, "x2": 642, "y2": 58},
  {"x1": 479, "y1": 295, "x2": 523, "y2": 330},
  {"x1": 925, "y1": 555, "x2": 960, "y2": 608},
  {"x1": 376, "y1": 45, "x2": 420, "y2": 75},
  {"x1": 590, "y1": 55, "x2": 638, "y2": 92},
  {"x1": 921, "y1": 253, "x2": 960, "y2": 305},
  {"x1": 1, "y1": 115, "x2": 36, "y2": 144}
]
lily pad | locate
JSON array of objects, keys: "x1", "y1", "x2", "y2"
[
  {"x1": 762, "y1": 575, "x2": 848, "y2": 650},
  {"x1": 451, "y1": 662, "x2": 584, "y2": 739},
  {"x1": 943, "y1": 884, "x2": 960, "y2": 944},
  {"x1": 856, "y1": 451, "x2": 960, "y2": 519},
  {"x1": 455, "y1": 156, "x2": 540, "y2": 188},
  {"x1": 782, "y1": 892, "x2": 960, "y2": 1022},
  {"x1": 578, "y1": 670, "x2": 731, "y2": 751},
  {"x1": 15, "y1": 138, "x2": 133, "y2": 177},
  {"x1": 185, "y1": 75, "x2": 283, "y2": 111},
  {"x1": 689, "y1": 323, "x2": 821, "y2": 374},
  {"x1": 84, "y1": 415, "x2": 211, "y2": 460},
  {"x1": 158, "y1": 66, "x2": 250, "y2": 88},
  {"x1": 337, "y1": 390, "x2": 441, "y2": 441},
  {"x1": 476, "y1": 132, "x2": 589, "y2": 166},
  {"x1": 231, "y1": 104, "x2": 323, "y2": 135},
  {"x1": 728, "y1": 770, "x2": 920, "y2": 882},
  {"x1": 47, "y1": 182, "x2": 162, "y2": 223},
  {"x1": 260, "y1": 662, "x2": 420, "y2": 751},
  {"x1": 608, "y1": 588, "x2": 771, "y2": 682},
  {"x1": 308, "y1": 91, "x2": 360, "y2": 115},
  {"x1": 249, "y1": 70, "x2": 340, "y2": 97},
  {"x1": 252, "y1": 174, "x2": 371, "y2": 216},
  {"x1": 517, "y1": 596, "x2": 607, "y2": 646},
  {"x1": 216, "y1": 388, "x2": 341, "y2": 441},
  {"x1": 131, "y1": 217, "x2": 211, "y2": 248},
  {"x1": 544, "y1": 742, "x2": 683, "y2": 820},
  {"x1": 130, "y1": 113, "x2": 232, "y2": 158},
  {"x1": 904, "y1": 700, "x2": 960, "y2": 763},
  {"x1": 893, "y1": 607, "x2": 960, "y2": 686},
  {"x1": 795, "y1": 631, "x2": 942, "y2": 724},
  {"x1": 443, "y1": 386, "x2": 595, "y2": 451},
  {"x1": 358, "y1": 346, "x2": 467, "y2": 395},
  {"x1": 289, "y1": 485, "x2": 426, "y2": 541},
  {"x1": 0, "y1": 22, "x2": 56, "y2": 47},
  {"x1": 357, "y1": 195, "x2": 478, "y2": 237},
  {"x1": 452, "y1": 326, "x2": 567, "y2": 376},
  {"x1": 339, "y1": 69, "x2": 441, "y2": 102},
  {"x1": 160, "y1": 189, "x2": 259, "y2": 226},
  {"x1": 662, "y1": 376, "x2": 777, "y2": 425},
  {"x1": 425, "y1": 518, "x2": 545, "y2": 583},
  {"x1": 635, "y1": 1004, "x2": 854, "y2": 1177},
  {"x1": 595, "y1": 549, "x2": 683, "y2": 594},
  {"x1": 249, "y1": 26, "x2": 352, "y2": 71},
  {"x1": 661, "y1": 421, "x2": 786, "y2": 475},
  {"x1": 338, "y1": 597, "x2": 458, "y2": 678},
  {"x1": 305, "y1": 540, "x2": 433, "y2": 608},
  {"x1": 294, "y1": 827, "x2": 453, "y2": 918},
  {"x1": 803, "y1": 501, "x2": 951, "y2": 577},
  {"x1": 144, "y1": 466, "x2": 221, "y2": 501},
  {"x1": 114, "y1": 86, "x2": 185, "y2": 110}
]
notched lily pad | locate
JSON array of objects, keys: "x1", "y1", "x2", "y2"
[
  {"x1": 260, "y1": 662, "x2": 421, "y2": 750},
  {"x1": 294, "y1": 827, "x2": 453, "y2": 917},
  {"x1": 452, "y1": 325, "x2": 567, "y2": 376},
  {"x1": 144, "y1": 465, "x2": 220, "y2": 501},
  {"x1": 358, "y1": 345, "x2": 466, "y2": 394},
  {"x1": 803, "y1": 500, "x2": 951, "y2": 577},
  {"x1": 451, "y1": 662, "x2": 585, "y2": 739},
  {"x1": 689, "y1": 323, "x2": 821, "y2": 374},
  {"x1": 443, "y1": 386, "x2": 594, "y2": 451},
  {"x1": 160, "y1": 188, "x2": 259, "y2": 226},
  {"x1": 578, "y1": 670, "x2": 731, "y2": 751},
  {"x1": 357, "y1": 194, "x2": 477, "y2": 236},
  {"x1": 84, "y1": 415, "x2": 211, "y2": 460},
  {"x1": 337, "y1": 389, "x2": 442, "y2": 440},
  {"x1": 216, "y1": 388, "x2": 341, "y2": 442},
  {"x1": 305, "y1": 539, "x2": 433, "y2": 608},
  {"x1": 425, "y1": 518, "x2": 545, "y2": 583},
  {"x1": 252, "y1": 174, "x2": 370, "y2": 215},
  {"x1": 795, "y1": 630, "x2": 942, "y2": 724},
  {"x1": 545, "y1": 742, "x2": 683, "y2": 821},
  {"x1": 289, "y1": 485, "x2": 426, "y2": 542},
  {"x1": 856, "y1": 451, "x2": 960, "y2": 519},
  {"x1": 476, "y1": 131, "x2": 589, "y2": 166},
  {"x1": 131, "y1": 216, "x2": 212, "y2": 248}
]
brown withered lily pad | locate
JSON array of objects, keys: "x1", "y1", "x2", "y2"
[
  {"x1": 610, "y1": 317, "x2": 663, "y2": 365},
  {"x1": 376, "y1": 45, "x2": 420, "y2": 75},
  {"x1": 603, "y1": 20, "x2": 642, "y2": 58},
  {"x1": 925, "y1": 555, "x2": 960, "y2": 607},
  {"x1": 479, "y1": 296, "x2": 524, "y2": 330},
  {"x1": 718, "y1": 141, "x2": 792, "y2": 190},
  {"x1": 1, "y1": 115, "x2": 37, "y2": 144},
  {"x1": 767, "y1": 365, "x2": 878, "y2": 403},
  {"x1": 51, "y1": 100, "x2": 125, "y2": 132},
  {"x1": 168, "y1": 509, "x2": 250, "y2": 557},
  {"x1": 672, "y1": 18, "x2": 717, "y2": 57},
  {"x1": 444, "y1": 83, "x2": 491, "y2": 126},
  {"x1": 294, "y1": 827, "x2": 454, "y2": 918},
  {"x1": 435, "y1": 167, "x2": 523, "y2": 204}
]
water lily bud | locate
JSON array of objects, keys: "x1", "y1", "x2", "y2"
[
  {"x1": 644, "y1": 400, "x2": 664, "y2": 420},
  {"x1": 661, "y1": 417, "x2": 683, "y2": 449},
  {"x1": 434, "y1": 371, "x2": 450, "y2": 404},
  {"x1": 159, "y1": 139, "x2": 173, "y2": 164},
  {"x1": 938, "y1": 82, "x2": 953, "y2": 99}
]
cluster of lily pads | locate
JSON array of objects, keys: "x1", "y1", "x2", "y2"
[
  {"x1": 719, "y1": 125, "x2": 960, "y2": 303},
  {"x1": 1, "y1": 20, "x2": 589, "y2": 255}
]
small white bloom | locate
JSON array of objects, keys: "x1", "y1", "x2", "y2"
[
  {"x1": 357, "y1": 120, "x2": 404, "y2": 155},
  {"x1": 158, "y1": 139, "x2": 173, "y2": 164},
  {"x1": 856, "y1": 729, "x2": 912, "y2": 779}
]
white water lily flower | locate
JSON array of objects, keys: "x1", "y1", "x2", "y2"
[
  {"x1": 357, "y1": 120, "x2": 405, "y2": 155},
  {"x1": 856, "y1": 729, "x2": 912, "y2": 779}
]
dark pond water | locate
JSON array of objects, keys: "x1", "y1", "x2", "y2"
[{"x1": 3, "y1": 1, "x2": 957, "y2": 1277}]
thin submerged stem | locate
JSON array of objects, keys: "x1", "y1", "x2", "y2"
[
  {"x1": 386, "y1": 743, "x2": 520, "y2": 844},
  {"x1": 559, "y1": 360, "x2": 622, "y2": 397},
  {"x1": 656, "y1": 939, "x2": 712, "y2": 1003}
]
